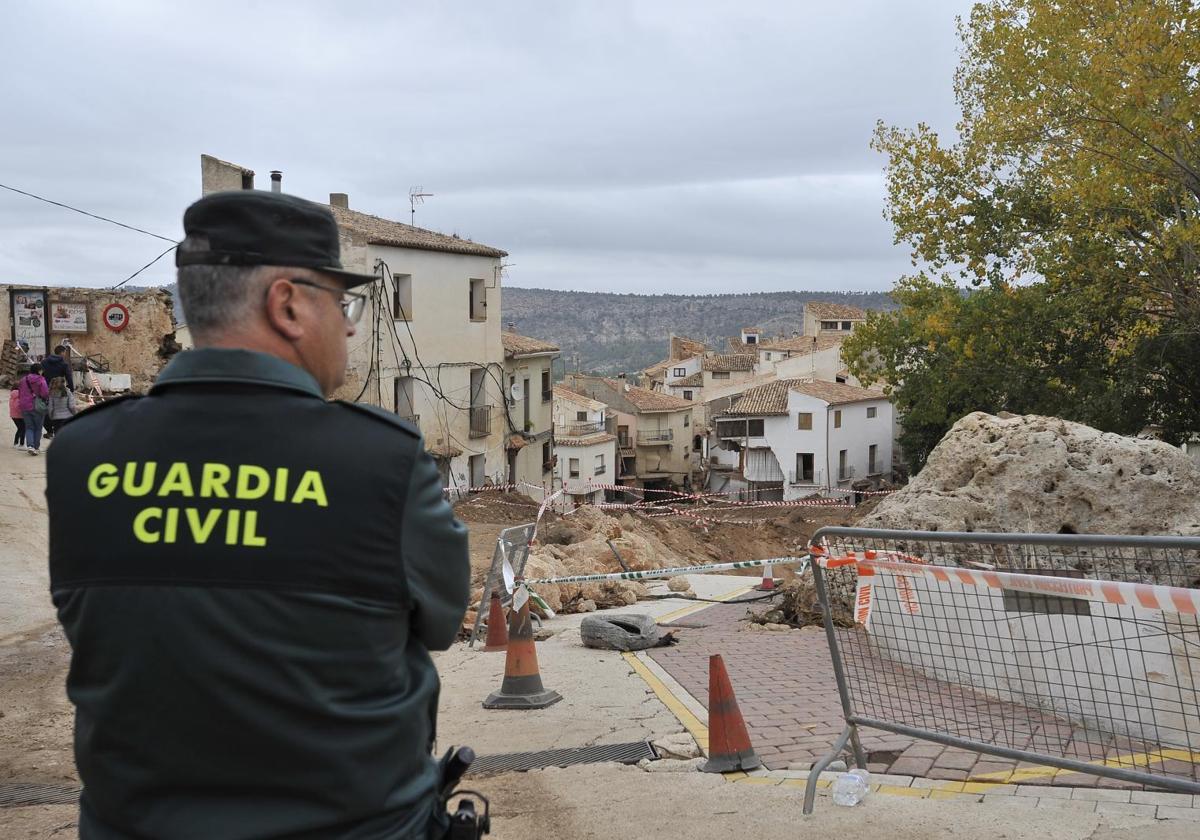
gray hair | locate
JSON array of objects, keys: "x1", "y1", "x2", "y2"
[{"x1": 176, "y1": 238, "x2": 274, "y2": 339}]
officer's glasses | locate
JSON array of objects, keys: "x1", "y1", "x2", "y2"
[{"x1": 290, "y1": 279, "x2": 367, "y2": 325}]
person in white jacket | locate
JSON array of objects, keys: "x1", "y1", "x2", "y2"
[{"x1": 45, "y1": 377, "x2": 77, "y2": 438}]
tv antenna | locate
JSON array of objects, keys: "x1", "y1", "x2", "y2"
[{"x1": 409, "y1": 186, "x2": 433, "y2": 225}]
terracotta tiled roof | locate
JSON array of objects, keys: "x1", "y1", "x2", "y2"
[
  {"x1": 556, "y1": 432, "x2": 616, "y2": 447},
  {"x1": 501, "y1": 331, "x2": 560, "y2": 357},
  {"x1": 760, "y1": 335, "x2": 844, "y2": 354},
  {"x1": 642, "y1": 358, "x2": 671, "y2": 378},
  {"x1": 553, "y1": 385, "x2": 607, "y2": 411},
  {"x1": 672, "y1": 371, "x2": 703, "y2": 387},
  {"x1": 622, "y1": 386, "x2": 693, "y2": 412},
  {"x1": 806, "y1": 301, "x2": 867, "y2": 320},
  {"x1": 725, "y1": 379, "x2": 809, "y2": 416},
  {"x1": 669, "y1": 335, "x2": 708, "y2": 361},
  {"x1": 791, "y1": 380, "x2": 885, "y2": 405},
  {"x1": 703, "y1": 353, "x2": 756, "y2": 372},
  {"x1": 330, "y1": 204, "x2": 507, "y2": 258}
]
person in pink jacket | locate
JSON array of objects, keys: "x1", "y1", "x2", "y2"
[
  {"x1": 17, "y1": 363, "x2": 50, "y2": 455},
  {"x1": 8, "y1": 383, "x2": 24, "y2": 448}
]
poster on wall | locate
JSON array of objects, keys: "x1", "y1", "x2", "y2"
[
  {"x1": 9, "y1": 289, "x2": 49, "y2": 360},
  {"x1": 51, "y1": 302, "x2": 88, "y2": 333}
]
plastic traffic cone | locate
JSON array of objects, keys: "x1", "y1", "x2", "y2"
[
  {"x1": 701, "y1": 654, "x2": 761, "y2": 773},
  {"x1": 481, "y1": 592, "x2": 509, "y2": 652},
  {"x1": 756, "y1": 562, "x2": 776, "y2": 591},
  {"x1": 482, "y1": 586, "x2": 562, "y2": 710}
]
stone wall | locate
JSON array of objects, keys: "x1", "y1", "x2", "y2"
[{"x1": 1, "y1": 285, "x2": 178, "y2": 392}]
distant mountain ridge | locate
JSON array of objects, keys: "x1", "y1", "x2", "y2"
[
  {"x1": 502, "y1": 288, "x2": 896, "y2": 374},
  {"x1": 164, "y1": 283, "x2": 895, "y2": 376}
]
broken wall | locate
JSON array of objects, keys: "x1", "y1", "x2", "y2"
[{"x1": 2, "y1": 285, "x2": 178, "y2": 392}]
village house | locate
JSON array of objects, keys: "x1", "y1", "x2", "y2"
[
  {"x1": 710, "y1": 379, "x2": 892, "y2": 500},
  {"x1": 201, "y1": 155, "x2": 510, "y2": 494},
  {"x1": 552, "y1": 385, "x2": 617, "y2": 506},
  {"x1": 501, "y1": 328, "x2": 560, "y2": 491},
  {"x1": 802, "y1": 301, "x2": 867, "y2": 338},
  {"x1": 563, "y1": 374, "x2": 697, "y2": 491}
]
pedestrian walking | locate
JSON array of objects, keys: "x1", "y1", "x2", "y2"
[
  {"x1": 8, "y1": 382, "x2": 25, "y2": 448},
  {"x1": 45, "y1": 376, "x2": 77, "y2": 438},
  {"x1": 46, "y1": 190, "x2": 470, "y2": 840},
  {"x1": 17, "y1": 363, "x2": 49, "y2": 455}
]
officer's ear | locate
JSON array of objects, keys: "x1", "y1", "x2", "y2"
[{"x1": 263, "y1": 277, "x2": 308, "y2": 342}]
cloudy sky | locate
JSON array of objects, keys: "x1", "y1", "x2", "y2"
[{"x1": 1, "y1": 1, "x2": 969, "y2": 294}]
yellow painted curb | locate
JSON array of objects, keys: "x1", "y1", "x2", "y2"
[
  {"x1": 878, "y1": 784, "x2": 930, "y2": 798},
  {"x1": 622, "y1": 652, "x2": 709, "y2": 751}
]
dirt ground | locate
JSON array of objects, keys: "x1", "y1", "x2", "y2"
[
  {"x1": 454, "y1": 490, "x2": 854, "y2": 590},
  {"x1": 0, "y1": 460, "x2": 853, "y2": 837}
]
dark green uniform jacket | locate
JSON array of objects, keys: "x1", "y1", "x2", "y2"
[{"x1": 46, "y1": 349, "x2": 470, "y2": 840}]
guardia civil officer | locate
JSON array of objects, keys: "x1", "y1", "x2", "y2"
[{"x1": 46, "y1": 191, "x2": 470, "y2": 839}]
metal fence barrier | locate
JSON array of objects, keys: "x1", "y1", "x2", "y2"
[
  {"x1": 802, "y1": 527, "x2": 1200, "y2": 813},
  {"x1": 468, "y1": 523, "x2": 535, "y2": 647}
]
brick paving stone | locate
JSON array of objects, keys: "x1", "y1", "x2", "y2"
[
  {"x1": 1156, "y1": 806, "x2": 1200, "y2": 822},
  {"x1": 643, "y1": 601, "x2": 1200, "y2": 785},
  {"x1": 935, "y1": 749, "x2": 981, "y2": 771},
  {"x1": 927, "y1": 768, "x2": 970, "y2": 781},
  {"x1": 889, "y1": 757, "x2": 935, "y2": 776},
  {"x1": 1017, "y1": 784, "x2": 1071, "y2": 799},
  {"x1": 1070, "y1": 788, "x2": 1131, "y2": 802},
  {"x1": 981, "y1": 795, "x2": 1039, "y2": 809},
  {"x1": 1129, "y1": 791, "x2": 1196, "y2": 807},
  {"x1": 1094, "y1": 802, "x2": 1157, "y2": 818},
  {"x1": 1036, "y1": 799, "x2": 1097, "y2": 813}
]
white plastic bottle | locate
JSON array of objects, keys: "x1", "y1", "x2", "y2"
[{"x1": 831, "y1": 768, "x2": 871, "y2": 806}]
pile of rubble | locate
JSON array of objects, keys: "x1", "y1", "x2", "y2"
[
  {"x1": 525, "y1": 506, "x2": 690, "y2": 613},
  {"x1": 863, "y1": 412, "x2": 1200, "y2": 536}
]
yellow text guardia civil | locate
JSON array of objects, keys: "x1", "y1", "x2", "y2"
[{"x1": 88, "y1": 462, "x2": 329, "y2": 548}]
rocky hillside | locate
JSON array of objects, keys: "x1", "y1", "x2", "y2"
[
  {"x1": 503, "y1": 288, "x2": 895, "y2": 374},
  {"x1": 164, "y1": 283, "x2": 894, "y2": 375}
]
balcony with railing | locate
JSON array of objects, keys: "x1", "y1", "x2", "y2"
[
  {"x1": 397, "y1": 413, "x2": 420, "y2": 427},
  {"x1": 469, "y1": 405, "x2": 493, "y2": 438},
  {"x1": 561, "y1": 420, "x2": 605, "y2": 437},
  {"x1": 788, "y1": 468, "x2": 824, "y2": 486},
  {"x1": 637, "y1": 429, "x2": 673, "y2": 445}
]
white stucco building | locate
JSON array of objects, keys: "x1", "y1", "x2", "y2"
[
  {"x1": 200, "y1": 155, "x2": 511, "y2": 494},
  {"x1": 552, "y1": 386, "x2": 617, "y2": 505},
  {"x1": 502, "y1": 330, "x2": 560, "y2": 492},
  {"x1": 712, "y1": 379, "x2": 892, "y2": 499}
]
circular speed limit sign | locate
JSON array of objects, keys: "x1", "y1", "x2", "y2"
[{"x1": 103, "y1": 302, "x2": 130, "y2": 332}]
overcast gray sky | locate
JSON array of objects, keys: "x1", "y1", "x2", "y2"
[{"x1": 1, "y1": 1, "x2": 969, "y2": 294}]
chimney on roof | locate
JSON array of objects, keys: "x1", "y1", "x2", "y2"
[
  {"x1": 330, "y1": 192, "x2": 349, "y2": 208},
  {"x1": 270, "y1": 171, "x2": 282, "y2": 193}
]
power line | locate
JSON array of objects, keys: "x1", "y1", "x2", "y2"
[
  {"x1": 0, "y1": 182, "x2": 177, "y2": 243},
  {"x1": 111, "y1": 243, "x2": 178, "y2": 290}
]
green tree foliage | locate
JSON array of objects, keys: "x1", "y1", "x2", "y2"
[{"x1": 850, "y1": 0, "x2": 1200, "y2": 470}]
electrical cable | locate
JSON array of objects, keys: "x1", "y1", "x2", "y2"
[
  {"x1": 111, "y1": 243, "x2": 178, "y2": 290},
  {"x1": 0, "y1": 182, "x2": 177, "y2": 242}
]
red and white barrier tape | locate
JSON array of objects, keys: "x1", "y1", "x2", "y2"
[{"x1": 815, "y1": 549, "x2": 1200, "y2": 628}]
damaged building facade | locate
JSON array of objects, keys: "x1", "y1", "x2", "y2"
[
  {"x1": 199, "y1": 155, "x2": 558, "y2": 493},
  {"x1": 2, "y1": 284, "x2": 178, "y2": 392}
]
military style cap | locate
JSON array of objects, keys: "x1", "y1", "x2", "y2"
[{"x1": 176, "y1": 191, "x2": 376, "y2": 287}]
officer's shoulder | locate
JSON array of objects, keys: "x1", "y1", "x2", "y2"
[
  {"x1": 333, "y1": 400, "x2": 421, "y2": 439},
  {"x1": 61, "y1": 394, "x2": 143, "y2": 427}
]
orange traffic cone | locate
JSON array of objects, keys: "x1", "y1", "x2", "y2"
[
  {"x1": 483, "y1": 585, "x2": 562, "y2": 710},
  {"x1": 756, "y1": 562, "x2": 776, "y2": 591},
  {"x1": 701, "y1": 654, "x2": 761, "y2": 773},
  {"x1": 481, "y1": 592, "x2": 509, "y2": 652}
]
